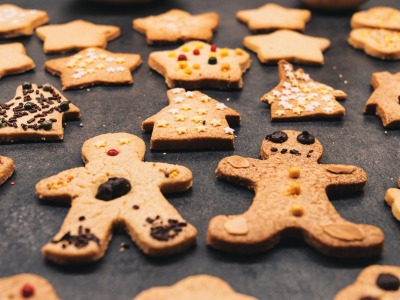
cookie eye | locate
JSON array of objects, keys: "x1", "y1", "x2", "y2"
[
  {"x1": 96, "y1": 177, "x2": 131, "y2": 201},
  {"x1": 297, "y1": 131, "x2": 315, "y2": 145},
  {"x1": 265, "y1": 131, "x2": 288, "y2": 143},
  {"x1": 376, "y1": 273, "x2": 400, "y2": 291}
]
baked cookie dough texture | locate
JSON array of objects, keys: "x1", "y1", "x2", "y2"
[
  {"x1": 0, "y1": 155, "x2": 14, "y2": 186},
  {"x1": 0, "y1": 43, "x2": 35, "y2": 80}
]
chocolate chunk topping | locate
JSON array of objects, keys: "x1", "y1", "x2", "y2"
[
  {"x1": 150, "y1": 219, "x2": 187, "y2": 241},
  {"x1": 95, "y1": 178, "x2": 131, "y2": 201},
  {"x1": 297, "y1": 131, "x2": 315, "y2": 145},
  {"x1": 281, "y1": 149, "x2": 287, "y2": 154},
  {"x1": 266, "y1": 131, "x2": 288, "y2": 143},
  {"x1": 51, "y1": 226, "x2": 100, "y2": 248},
  {"x1": 271, "y1": 147, "x2": 278, "y2": 152},
  {"x1": 133, "y1": 205, "x2": 139, "y2": 210},
  {"x1": 376, "y1": 273, "x2": 400, "y2": 291}
]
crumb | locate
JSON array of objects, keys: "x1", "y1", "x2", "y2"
[
  {"x1": 339, "y1": 74, "x2": 343, "y2": 78},
  {"x1": 344, "y1": 80, "x2": 348, "y2": 84},
  {"x1": 163, "y1": 153, "x2": 166, "y2": 155},
  {"x1": 87, "y1": 88, "x2": 90, "y2": 91},
  {"x1": 79, "y1": 123, "x2": 83, "y2": 127},
  {"x1": 227, "y1": 98, "x2": 230, "y2": 101},
  {"x1": 139, "y1": 117, "x2": 141, "y2": 119},
  {"x1": 103, "y1": 125, "x2": 106, "y2": 127},
  {"x1": 385, "y1": 131, "x2": 387, "y2": 134},
  {"x1": 119, "y1": 247, "x2": 124, "y2": 253},
  {"x1": 333, "y1": 66, "x2": 336, "y2": 69}
]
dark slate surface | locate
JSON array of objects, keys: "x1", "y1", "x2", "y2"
[{"x1": 1, "y1": 0, "x2": 400, "y2": 299}]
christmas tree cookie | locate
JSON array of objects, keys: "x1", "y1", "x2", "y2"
[
  {"x1": 148, "y1": 41, "x2": 251, "y2": 89},
  {"x1": 261, "y1": 60, "x2": 347, "y2": 121},
  {"x1": 142, "y1": 89, "x2": 240, "y2": 150},
  {"x1": 44, "y1": 48, "x2": 142, "y2": 90},
  {"x1": 0, "y1": 82, "x2": 80, "y2": 142}
]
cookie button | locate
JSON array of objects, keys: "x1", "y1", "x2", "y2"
[
  {"x1": 21, "y1": 283, "x2": 34, "y2": 298},
  {"x1": 265, "y1": 131, "x2": 288, "y2": 143},
  {"x1": 41, "y1": 120, "x2": 52, "y2": 131},
  {"x1": 376, "y1": 273, "x2": 400, "y2": 291},
  {"x1": 227, "y1": 156, "x2": 250, "y2": 168},
  {"x1": 60, "y1": 101, "x2": 70, "y2": 111},
  {"x1": 285, "y1": 182, "x2": 301, "y2": 197},
  {"x1": 289, "y1": 167, "x2": 300, "y2": 178},
  {"x1": 107, "y1": 149, "x2": 119, "y2": 156},
  {"x1": 290, "y1": 204, "x2": 304, "y2": 217},
  {"x1": 297, "y1": 131, "x2": 315, "y2": 145},
  {"x1": 24, "y1": 102, "x2": 34, "y2": 110},
  {"x1": 22, "y1": 82, "x2": 31, "y2": 90},
  {"x1": 224, "y1": 217, "x2": 248, "y2": 235}
]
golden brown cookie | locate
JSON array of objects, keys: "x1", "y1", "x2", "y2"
[
  {"x1": 0, "y1": 43, "x2": 35, "y2": 80},
  {"x1": 0, "y1": 274, "x2": 61, "y2": 300},
  {"x1": 36, "y1": 20, "x2": 120, "y2": 54},
  {"x1": 142, "y1": 89, "x2": 240, "y2": 150},
  {"x1": 149, "y1": 41, "x2": 251, "y2": 89},
  {"x1": 348, "y1": 28, "x2": 400, "y2": 60},
  {"x1": 44, "y1": 47, "x2": 142, "y2": 90},
  {"x1": 351, "y1": 7, "x2": 400, "y2": 30},
  {"x1": 334, "y1": 265, "x2": 400, "y2": 300},
  {"x1": 36, "y1": 133, "x2": 197, "y2": 264},
  {"x1": 133, "y1": 9, "x2": 219, "y2": 45},
  {"x1": 364, "y1": 71, "x2": 400, "y2": 127},
  {"x1": 261, "y1": 60, "x2": 347, "y2": 121},
  {"x1": 0, "y1": 4, "x2": 48, "y2": 39},
  {"x1": 0, "y1": 83, "x2": 80, "y2": 142},
  {"x1": 132, "y1": 275, "x2": 258, "y2": 300},
  {"x1": 207, "y1": 130, "x2": 384, "y2": 257},
  {"x1": 299, "y1": 0, "x2": 368, "y2": 11},
  {"x1": 237, "y1": 4, "x2": 311, "y2": 33},
  {"x1": 244, "y1": 30, "x2": 330, "y2": 66},
  {"x1": 0, "y1": 155, "x2": 14, "y2": 186}
]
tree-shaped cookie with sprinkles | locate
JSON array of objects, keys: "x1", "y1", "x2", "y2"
[
  {"x1": 148, "y1": 41, "x2": 251, "y2": 89},
  {"x1": 36, "y1": 133, "x2": 197, "y2": 264},
  {"x1": 0, "y1": 274, "x2": 61, "y2": 300},
  {"x1": 142, "y1": 89, "x2": 240, "y2": 150},
  {"x1": 44, "y1": 48, "x2": 142, "y2": 90},
  {"x1": 261, "y1": 60, "x2": 347, "y2": 121},
  {"x1": 0, "y1": 82, "x2": 80, "y2": 142},
  {"x1": 0, "y1": 4, "x2": 48, "y2": 39},
  {"x1": 0, "y1": 155, "x2": 14, "y2": 186}
]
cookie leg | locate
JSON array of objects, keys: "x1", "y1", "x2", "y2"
[{"x1": 42, "y1": 198, "x2": 119, "y2": 264}]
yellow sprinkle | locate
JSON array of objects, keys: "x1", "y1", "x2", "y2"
[
  {"x1": 73, "y1": 55, "x2": 83, "y2": 60},
  {"x1": 84, "y1": 59, "x2": 94, "y2": 64},
  {"x1": 289, "y1": 167, "x2": 300, "y2": 178},
  {"x1": 209, "y1": 53, "x2": 217, "y2": 58},
  {"x1": 193, "y1": 63, "x2": 201, "y2": 70},
  {"x1": 63, "y1": 183, "x2": 68, "y2": 187},
  {"x1": 116, "y1": 57, "x2": 125, "y2": 63},
  {"x1": 200, "y1": 96, "x2": 210, "y2": 103},
  {"x1": 290, "y1": 204, "x2": 304, "y2": 217},
  {"x1": 235, "y1": 48, "x2": 244, "y2": 56},
  {"x1": 196, "y1": 43, "x2": 204, "y2": 50},
  {"x1": 180, "y1": 104, "x2": 192, "y2": 111},
  {"x1": 99, "y1": 54, "x2": 107, "y2": 60},
  {"x1": 77, "y1": 62, "x2": 87, "y2": 68},
  {"x1": 183, "y1": 67, "x2": 192, "y2": 75},
  {"x1": 220, "y1": 48, "x2": 229, "y2": 57},
  {"x1": 66, "y1": 62, "x2": 75, "y2": 68},
  {"x1": 221, "y1": 63, "x2": 231, "y2": 72},
  {"x1": 96, "y1": 64, "x2": 105, "y2": 69},
  {"x1": 67, "y1": 174, "x2": 72, "y2": 178},
  {"x1": 196, "y1": 109, "x2": 208, "y2": 115},
  {"x1": 176, "y1": 61, "x2": 188, "y2": 71},
  {"x1": 87, "y1": 68, "x2": 95, "y2": 74},
  {"x1": 181, "y1": 46, "x2": 191, "y2": 52},
  {"x1": 118, "y1": 138, "x2": 131, "y2": 145},
  {"x1": 168, "y1": 51, "x2": 177, "y2": 58},
  {"x1": 52, "y1": 184, "x2": 59, "y2": 190}
]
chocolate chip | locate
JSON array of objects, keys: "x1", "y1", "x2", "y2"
[
  {"x1": 376, "y1": 273, "x2": 400, "y2": 291},
  {"x1": 95, "y1": 178, "x2": 131, "y2": 201},
  {"x1": 79, "y1": 216, "x2": 85, "y2": 221},
  {"x1": 281, "y1": 149, "x2": 287, "y2": 154},
  {"x1": 133, "y1": 205, "x2": 139, "y2": 210},
  {"x1": 360, "y1": 297, "x2": 379, "y2": 300},
  {"x1": 271, "y1": 147, "x2": 278, "y2": 152},
  {"x1": 266, "y1": 131, "x2": 288, "y2": 143},
  {"x1": 297, "y1": 131, "x2": 315, "y2": 145}
]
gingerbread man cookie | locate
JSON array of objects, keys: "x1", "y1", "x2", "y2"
[
  {"x1": 334, "y1": 265, "x2": 400, "y2": 300},
  {"x1": 364, "y1": 71, "x2": 400, "y2": 128},
  {"x1": 148, "y1": 41, "x2": 251, "y2": 89},
  {"x1": 237, "y1": 4, "x2": 311, "y2": 33},
  {"x1": 0, "y1": 82, "x2": 80, "y2": 142},
  {"x1": 207, "y1": 130, "x2": 384, "y2": 257},
  {"x1": 351, "y1": 7, "x2": 400, "y2": 30},
  {"x1": 0, "y1": 4, "x2": 48, "y2": 39},
  {"x1": 261, "y1": 60, "x2": 347, "y2": 121},
  {"x1": 142, "y1": 89, "x2": 240, "y2": 150},
  {"x1": 36, "y1": 133, "x2": 197, "y2": 264},
  {"x1": 36, "y1": 20, "x2": 120, "y2": 54},
  {"x1": 0, "y1": 43, "x2": 35, "y2": 80},
  {"x1": 0, "y1": 274, "x2": 61, "y2": 300},
  {"x1": 348, "y1": 28, "x2": 400, "y2": 60},
  {"x1": 44, "y1": 47, "x2": 142, "y2": 90},
  {"x1": 133, "y1": 9, "x2": 219, "y2": 45},
  {"x1": 244, "y1": 30, "x2": 330, "y2": 66},
  {"x1": 133, "y1": 275, "x2": 257, "y2": 300},
  {"x1": 0, "y1": 155, "x2": 14, "y2": 186}
]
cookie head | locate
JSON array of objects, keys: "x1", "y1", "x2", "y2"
[
  {"x1": 260, "y1": 130, "x2": 323, "y2": 162},
  {"x1": 82, "y1": 133, "x2": 146, "y2": 163}
]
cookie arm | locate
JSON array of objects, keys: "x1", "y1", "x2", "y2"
[
  {"x1": 44, "y1": 57, "x2": 69, "y2": 76},
  {"x1": 216, "y1": 157, "x2": 264, "y2": 190},
  {"x1": 324, "y1": 165, "x2": 367, "y2": 194},
  {"x1": 35, "y1": 167, "x2": 85, "y2": 204}
]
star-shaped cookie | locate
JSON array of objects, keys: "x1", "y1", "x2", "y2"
[
  {"x1": 36, "y1": 20, "x2": 120, "y2": 54},
  {"x1": 261, "y1": 60, "x2": 347, "y2": 121},
  {"x1": 142, "y1": 88, "x2": 240, "y2": 150},
  {"x1": 0, "y1": 43, "x2": 35, "y2": 80},
  {"x1": 0, "y1": 83, "x2": 80, "y2": 142},
  {"x1": 237, "y1": 3, "x2": 311, "y2": 33},
  {"x1": 0, "y1": 155, "x2": 14, "y2": 186},
  {"x1": 0, "y1": 4, "x2": 48, "y2": 39},
  {"x1": 133, "y1": 9, "x2": 219, "y2": 45},
  {"x1": 244, "y1": 30, "x2": 330, "y2": 66},
  {"x1": 351, "y1": 7, "x2": 400, "y2": 30},
  {"x1": 364, "y1": 71, "x2": 400, "y2": 127},
  {"x1": 149, "y1": 41, "x2": 251, "y2": 89},
  {"x1": 44, "y1": 48, "x2": 142, "y2": 90},
  {"x1": 133, "y1": 275, "x2": 257, "y2": 300},
  {"x1": 348, "y1": 28, "x2": 400, "y2": 60}
]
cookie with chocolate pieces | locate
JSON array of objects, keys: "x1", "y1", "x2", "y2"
[
  {"x1": 207, "y1": 130, "x2": 384, "y2": 257},
  {"x1": 36, "y1": 133, "x2": 197, "y2": 264}
]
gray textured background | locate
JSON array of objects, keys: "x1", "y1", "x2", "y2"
[{"x1": 1, "y1": 0, "x2": 400, "y2": 299}]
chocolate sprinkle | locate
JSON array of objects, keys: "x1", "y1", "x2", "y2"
[
  {"x1": 79, "y1": 216, "x2": 85, "y2": 221},
  {"x1": 133, "y1": 205, "x2": 139, "y2": 210},
  {"x1": 271, "y1": 147, "x2": 278, "y2": 152},
  {"x1": 150, "y1": 219, "x2": 187, "y2": 241},
  {"x1": 51, "y1": 226, "x2": 100, "y2": 248},
  {"x1": 281, "y1": 149, "x2": 287, "y2": 154},
  {"x1": 290, "y1": 149, "x2": 301, "y2": 155},
  {"x1": 266, "y1": 131, "x2": 288, "y2": 143}
]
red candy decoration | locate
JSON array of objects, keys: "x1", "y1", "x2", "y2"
[
  {"x1": 21, "y1": 284, "x2": 34, "y2": 298},
  {"x1": 193, "y1": 49, "x2": 200, "y2": 55},
  {"x1": 10, "y1": 181, "x2": 15, "y2": 185},
  {"x1": 107, "y1": 149, "x2": 119, "y2": 156},
  {"x1": 177, "y1": 54, "x2": 187, "y2": 61},
  {"x1": 211, "y1": 45, "x2": 217, "y2": 52}
]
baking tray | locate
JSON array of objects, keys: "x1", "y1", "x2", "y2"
[{"x1": 1, "y1": 0, "x2": 400, "y2": 299}]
